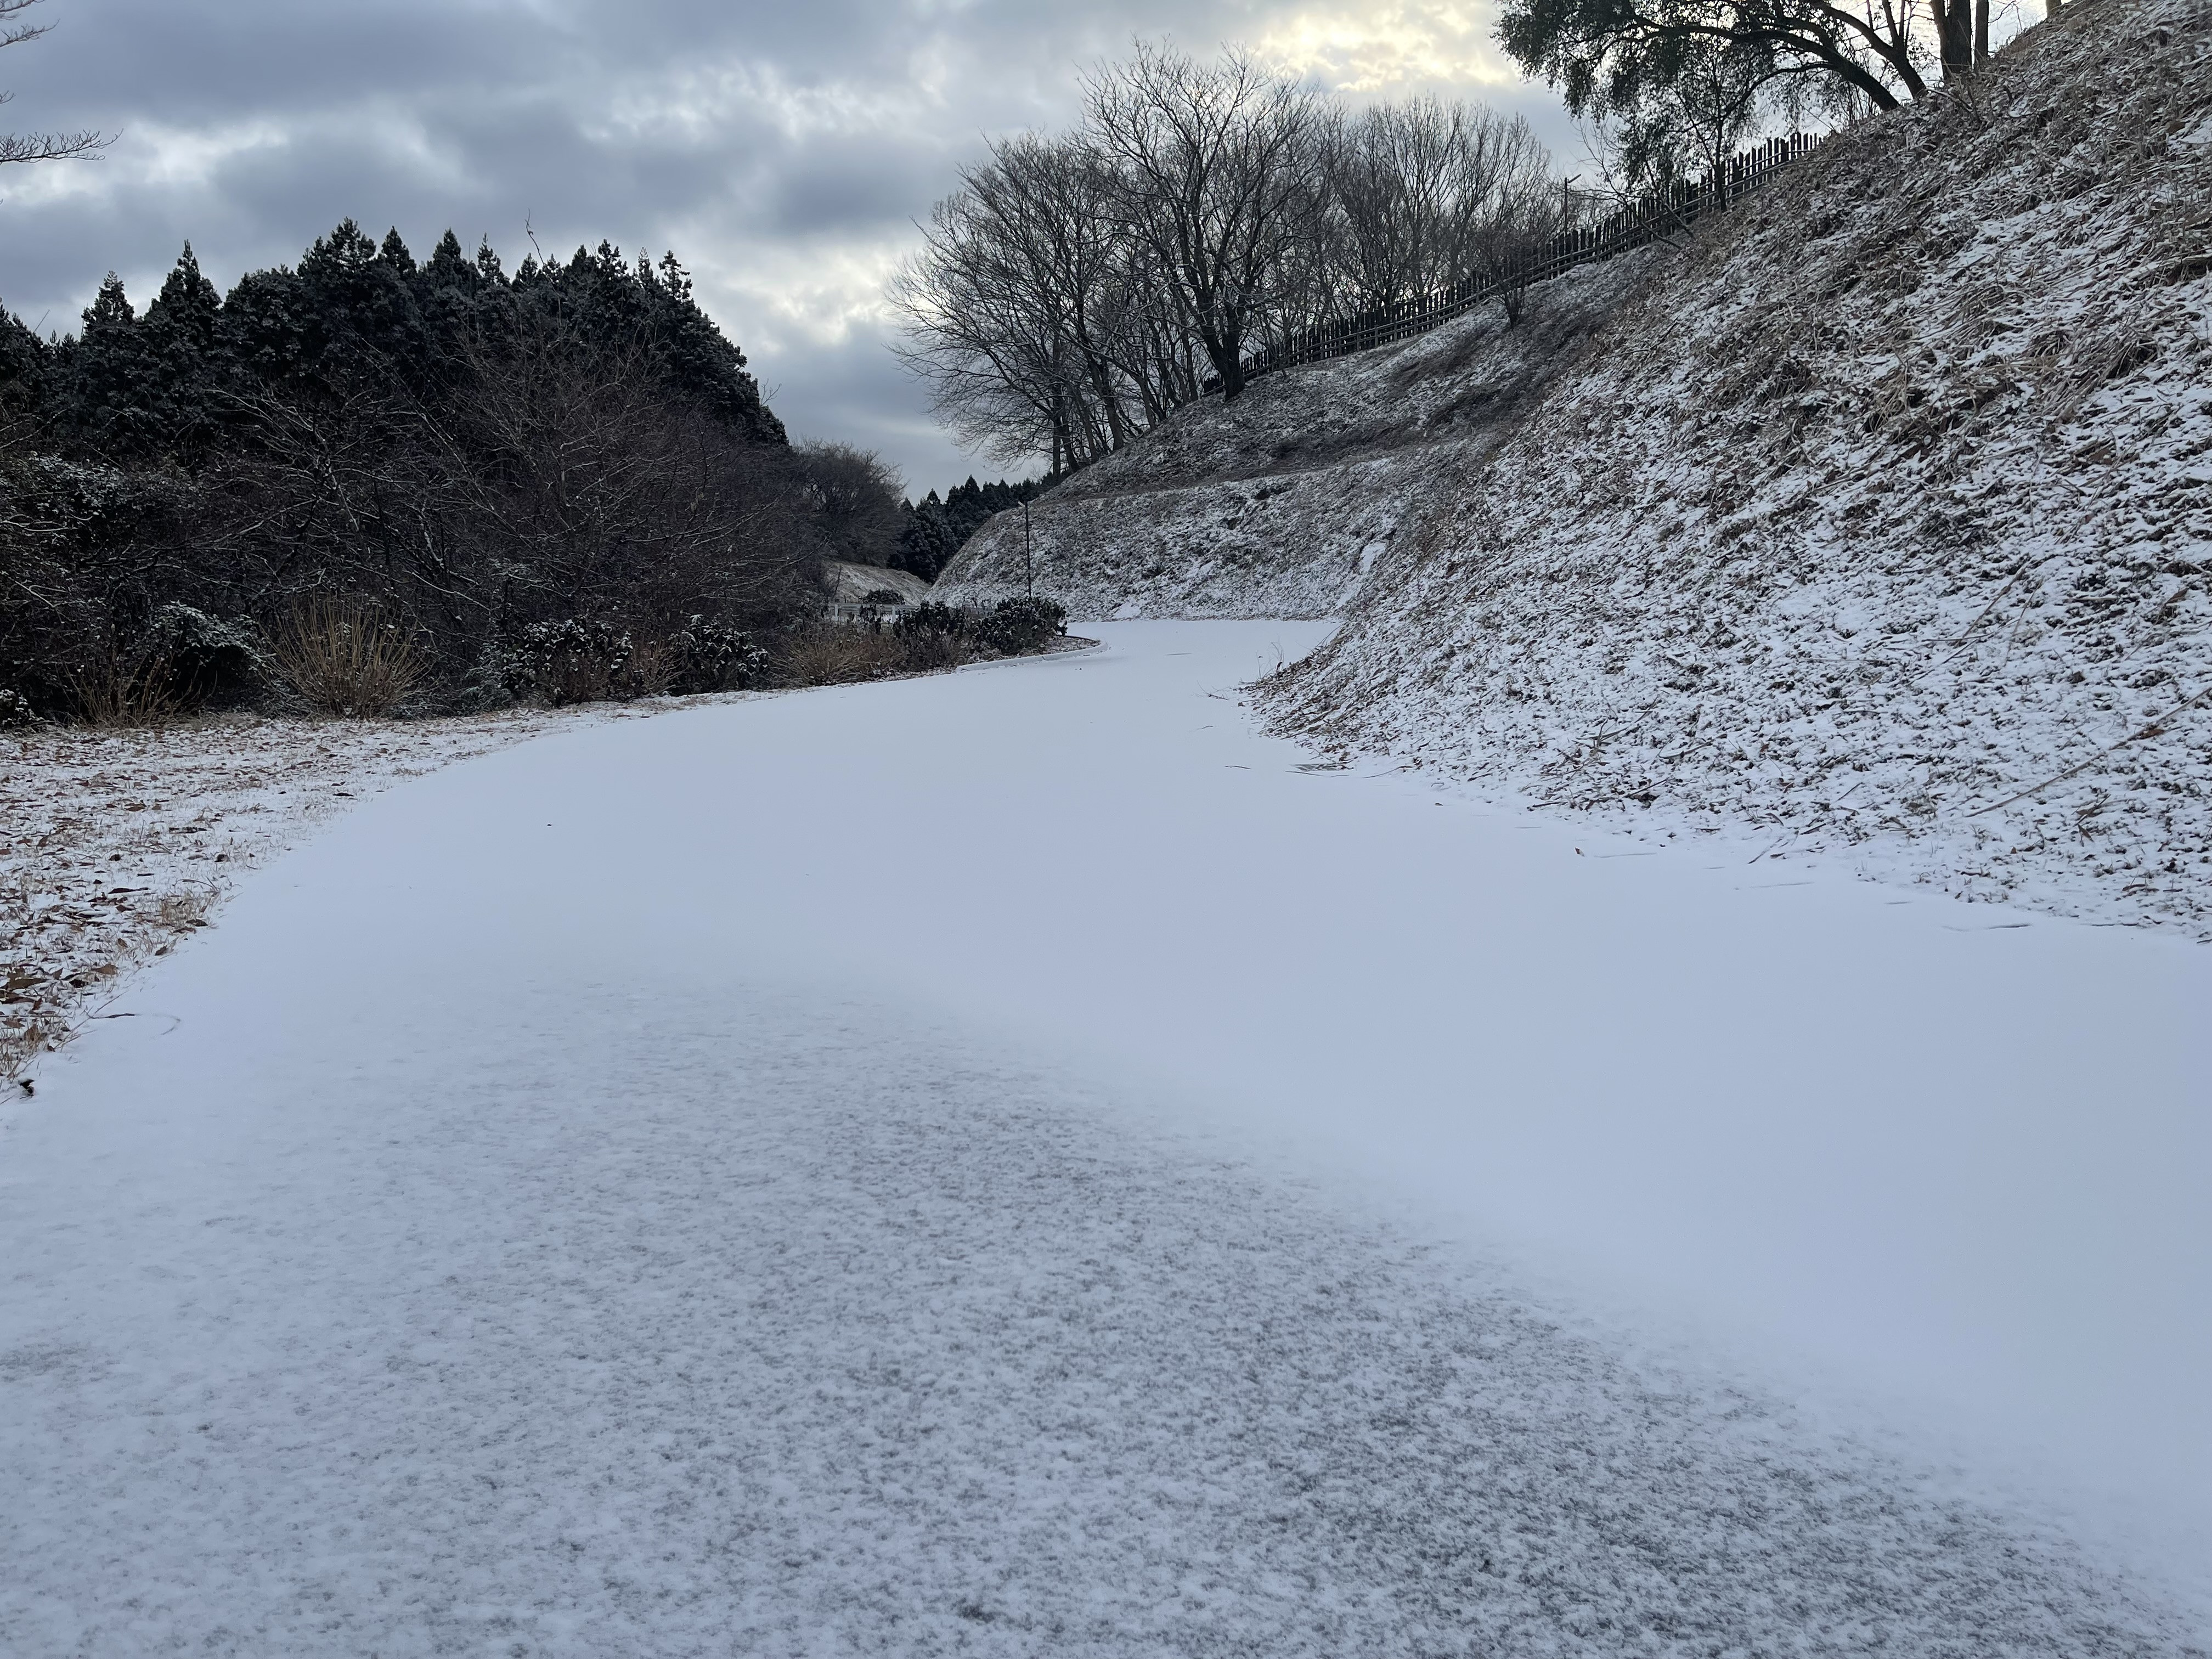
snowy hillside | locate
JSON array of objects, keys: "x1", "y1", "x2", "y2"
[
  {"x1": 935, "y1": 255, "x2": 1653, "y2": 619},
  {"x1": 936, "y1": 0, "x2": 2212, "y2": 935}
]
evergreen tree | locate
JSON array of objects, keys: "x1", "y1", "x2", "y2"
[
  {"x1": 215, "y1": 266, "x2": 313, "y2": 386},
  {"x1": 142, "y1": 245, "x2": 224, "y2": 456},
  {"x1": 378, "y1": 228, "x2": 418, "y2": 276},
  {"x1": 0, "y1": 304, "x2": 54, "y2": 427},
  {"x1": 295, "y1": 218, "x2": 426, "y2": 377},
  {"x1": 10, "y1": 223, "x2": 787, "y2": 466},
  {"x1": 425, "y1": 230, "x2": 475, "y2": 287},
  {"x1": 60, "y1": 274, "x2": 163, "y2": 456},
  {"x1": 891, "y1": 475, "x2": 1045, "y2": 581}
]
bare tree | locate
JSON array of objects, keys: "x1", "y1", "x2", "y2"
[
  {"x1": 890, "y1": 159, "x2": 1091, "y2": 470},
  {"x1": 1, "y1": 0, "x2": 108, "y2": 167},
  {"x1": 891, "y1": 132, "x2": 1195, "y2": 472},
  {"x1": 1323, "y1": 99, "x2": 1559, "y2": 320},
  {"x1": 1084, "y1": 44, "x2": 1323, "y2": 400},
  {"x1": 794, "y1": 440, "x2": 906, "y2": 566},
  {"x1": 1319, "y1": 103, "x2": 1428, "y2": 314},
  {"x1": 1465, "y1": 142, "x2": 1567, "y2": 324},
  {"x1": 962, "y1": 133, "x2": 1148, "y2": 461},
  {"x1": 891, "y1": 47, "x2": 1572, "y2": 464}
]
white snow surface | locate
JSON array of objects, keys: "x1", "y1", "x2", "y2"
[
  {"x1": 0, "y1": 706, "x2": 619, "y2": 1075},
  {"x1": 3, "y1": 624, "x2": 2208, "y2": 1655}
]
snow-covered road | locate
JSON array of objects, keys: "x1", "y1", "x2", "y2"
[{"x1": 4, "y1": 622, "x2": 2207, "y2": 1655}]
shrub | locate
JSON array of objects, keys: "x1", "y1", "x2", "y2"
[
  {"x1": 478, "y1": 619, "x2": 637, "y2": 707},
  {"x1": 972, "y1": 595, "x2": 1066, "y2": 654},
  {"x1": 533, "y1": 618, "x2": 634, "y2": 706},
  {"x1": 670, "y1": 616, "x2": 769, "y2": 693},
  {"x1": 273, "y1": 598, "x2": 424, "y2": 717},
  {"x1": 780, "y1": 622, "x2": 909, "y2": 686},
  {"x1": 0, "y1": 689, "x2": 38, "y2": 728},
  {"x1": 143, "y1": 604, "x2": 272, "y2": 708},
  {"x1": 49, "y1": 604, "x2": 269, "y2": 724},
  {"x1": 896, "y1": 625, "x2": 972, "y2": 672},
  {"x1": 888, "y1": 595, "x2": 1063, "y2": 661},
  {"x1": 894, "y1": 600, "x2": 968, "y2": 639}
]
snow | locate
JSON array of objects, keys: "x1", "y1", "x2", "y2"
[
  {"x1": 0, "y1": 706, "x2": 617, "y2": 1077},
  {"x1": 935, "y1": 253, "x2": 1637, "y2": 624},
  {"x1": 937, "y1": 0, "x2": 2212, "y2": 939},
  {"x1": 4, "y1": 622, "x2": 2206, "y2": 1654},
  {"x1": 823, "y1": 559, "x2": 932, "y2": 605}
]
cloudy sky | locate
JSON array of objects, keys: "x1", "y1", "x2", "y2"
[{"x1": 0, "y1": 0, "x2": 1578, "y2": 493}]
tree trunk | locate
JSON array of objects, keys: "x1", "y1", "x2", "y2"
[
  {"x1": 1085, "y1": 354, "x2": 1129, "y2": 450},
  {"x1": 1976, "y1": 0, "x2": 1990, "y2": 61},
  {"x1": 1940, "y1": 0, "x2": 1974, "y2": 78},
  {"x1": 1204, "y1": 334, "x2": 1245, "y2": 401}
]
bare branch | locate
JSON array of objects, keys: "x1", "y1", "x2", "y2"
[
  {"x1": 1, "y1": 0, "x2": 110, "y2": 167},
  {"x1": 0, "y1": 126, "x2": 109, "y2": 165}
]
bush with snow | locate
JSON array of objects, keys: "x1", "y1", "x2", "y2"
[
  {"x1": 972, "y1": 595, "x2": 1068, "y2": 654},
  {"x1": 671, "y1": 617, "x2": 769, "y2": 695},
  {"x1": 478, "y1": 620, "x2": 635, "y2": 708}
]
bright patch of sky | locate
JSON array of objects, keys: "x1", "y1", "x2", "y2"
[{"x1": 1257, "y1": 1, "x2": 1520, "y2": 91}]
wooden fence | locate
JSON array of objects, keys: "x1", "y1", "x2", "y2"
[{"x1": 1238, "y1": 132, "x2": 1829, "y2": 382}]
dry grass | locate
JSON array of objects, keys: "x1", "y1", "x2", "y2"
[
  {"x1": 71, "y1": 652, "x2": 183, "y2": 728},
  {"x1": 155, "y1": 890, "x2": 212, "y2": 933},
  {"x1": 896, "y1": 627, "x2": 975, "y2": 673},
  {"x1": 776, "y1": 619, "x2": 982, "y2": 687},
  {"x1": 273, "y1": 599, "x2": 425, "y2": 717},
  {"x1": 0, "y1": 886, "x2": 219, "y2": 1081},
  {"x1": 779, "y1": 624, "x2": 913, "y2": 686}
]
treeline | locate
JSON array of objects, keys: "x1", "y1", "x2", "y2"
[
  {"x1": 788, "y1": 441, "x2": 1042, "y2": 584},
  {"x1": 894, "y1": 51, "x2": 1559, "y2": 473},
  {"x1": 0, "y1": 224, "x2": 1003, "y2": 721},
  {"x1": 899, "y1": 0, "x2": 2020, "y2": 473},
  {"x1": 896, "y1": 477, "x2": 1046, "y2": 582}
]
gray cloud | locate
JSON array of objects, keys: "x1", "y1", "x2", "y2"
[{"x1": 1, "y1": 0, "x2": 1576, "y2": 489}]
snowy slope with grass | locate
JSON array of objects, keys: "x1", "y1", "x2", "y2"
[
  {"x1": 4, "y1": 625, "x2": 2207, "y2": 1655},
  {"x1": 0, "y1": 705, "x2": 634, "y2": 1080},
  {"x1": 940, "y1": 0, "x2": 2212, "y2": 936},
  {"x1": 936, "y1": 255, "x2": 1651, "y2": 622}
]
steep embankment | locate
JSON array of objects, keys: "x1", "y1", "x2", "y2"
[
  {"x1": 939, "y1": 0, "x2": 2212, "y2": 933},
  {"x1": 937, "y1": 255, "x2": 1654, "y2": 618}
]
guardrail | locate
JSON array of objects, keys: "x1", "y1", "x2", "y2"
[{"x1": 1238, "y1": 132, "x2": 1830, "y2": 381}]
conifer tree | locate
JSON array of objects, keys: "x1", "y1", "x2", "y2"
[{"x1": 62, "y1": 274, "x2": 162, "y2": 455}]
